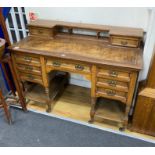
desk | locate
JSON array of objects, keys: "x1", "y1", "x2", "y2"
[{"x1": 8, "y1": 19, "x2": 143, "y2": 128}]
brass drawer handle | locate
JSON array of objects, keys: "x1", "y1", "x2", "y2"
[
  {"x1": 27, "y1": 75, "x2": 34, "y2": 80},
  {"x1": 25, "y1": 66, "x2": 33, "y2": 70},
  {"x1": 109, "y1": 71, "x2": 118, "y2": 77},
  {"x1": 106, "y1": 89, "x2": 116, "y2": 96},
  {"x1": 107, "y1": 80, "x2": 117, "y2": 87},
  {"x1": 24, "y1": 56, "x2": 32, "y2": 62},
  {"x1": 75, "y1": 64, "x2": 84, "y2": 71},
  {"x1": 53, "y1": 61, "x2": 61, "y2": 67},
  {"x1": 38, "y1": 30, "x2": 43, "y2": 34},
  {"x1": 121, "y1": 41, "x2": 128, "y2": 46}
]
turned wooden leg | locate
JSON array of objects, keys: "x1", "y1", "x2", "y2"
[
  {"x1": 122, "y1": 105, "x2": 130, "y2": 129},
  {"x1": 45, "y1": 87, "x2": 51, "y2": 112},
  {"x1": 1, "y1": 62, "x2": 16, "y2": 96},
  {"x1": 0, "y1": 90, "x2": 12, "y2": 124},
  {"x1": 89, "y1": 97, "x2": 97, "y2": 123},
  {"x1": 3, "y1": 101, "x2": 12, "y2": 124}
]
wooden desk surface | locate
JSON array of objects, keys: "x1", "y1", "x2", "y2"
[{"x1": 9, "y1": 35, "x2": 143, "y2": 70}]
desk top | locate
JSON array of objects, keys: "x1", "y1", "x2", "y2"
[{"x1": 9, "y1": 35, "x2": 143, "y2": 70}]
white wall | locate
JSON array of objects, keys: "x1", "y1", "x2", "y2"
[
  {"x1": 25, "y1": 7, "x2": 149, "y2": 30},
  {"x1": 25, "y1": 7, "x2": 155, "y2": 87}
]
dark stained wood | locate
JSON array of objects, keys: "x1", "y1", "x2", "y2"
[
  {"x1": 0, "y1": 8, "x2": 11, "y2": 46},
  {"x1": 0, "y1": 89, "x2": 12, "y2": 124},
  {"x1": 0, "y1": 38, "x2": 5, "y2": 59},
  {"x1": 8, "y1": 19, "x2": 144, "y2": 128}
]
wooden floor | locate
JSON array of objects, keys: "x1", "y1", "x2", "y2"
[{"x1": 27, "y1": 84, "x2": 155, "y2": 142}]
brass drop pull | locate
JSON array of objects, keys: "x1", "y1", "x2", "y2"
[
  {"x1": 25, "y1": 66, "x2": 33, "y2": 70},
  {"x1": 38, "y1": 30, "x2": 43, "y2": 34},
  {"x1": 53, "y1": 61, "x2": 61, "y2": 67},
  {"x1": 121, "y1": 41, "x2": 128, "y2": 46},
  {"x1": 107, "y1": 80, "x2": 117, "y2": 87},
  {"x1": 106, "y1": 89, "x2": 116, "y2": 96},
  {"x1": 24, "y1": 56, "x2": 32, "y2": 62},
  {"x1": 109, "y1": 71, "x2": 118, "y2": 77},
  {"x1": 75, "y1": 64, "x2": 84, "y2": 71},
  {"x1": 28, "y1": 75, "x2": 34, "y2": 80}
]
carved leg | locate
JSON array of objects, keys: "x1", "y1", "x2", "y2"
[
  {"x1": 45, "y1": 87, "x2": 51, "y2": 112},
  {"x1": 89, "y1": 97, "x2": 97, "y2": 123}
]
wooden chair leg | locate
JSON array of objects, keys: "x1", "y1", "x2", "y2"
[
  {"x1": 1, "y1": 62, "x2": 16, "y2": 96},
  {"x1": 0, "y1": 90, "x2": 12, "y2": 124}
]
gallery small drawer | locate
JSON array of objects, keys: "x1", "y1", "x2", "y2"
[
  {"x1": 110, "y1": 36, "x2": 140, "y2": 48},
  {"x1": 29, "y1": 26, "x2": 54, "y2": 37}
]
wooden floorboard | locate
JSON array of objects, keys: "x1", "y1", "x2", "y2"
[{"x1": 27, "y1": 84, "x2": 155, "y2": 142}]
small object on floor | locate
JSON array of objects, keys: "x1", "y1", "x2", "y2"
[{"x1": 0, "y1": 90, "x2": 12, "y2": 124}]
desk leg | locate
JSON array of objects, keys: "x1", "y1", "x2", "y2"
[
  {"x1": 45, "y1": 87, "x2": 51, "y2": 112},
  {"x1": 124, "y1": 105, "x2": 130, "y2": 127},
  {"x1": 89, "y1": 97, "x2": 97, "y2": 123}
]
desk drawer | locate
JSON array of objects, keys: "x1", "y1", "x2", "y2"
[
  {"x1": 46, "y1": 59, "x2": 90, "y2": 74},
  {"x1": 96, "y1": 87, "x2": 127, "y2": 103},
  {"x1": 19, "y1": 72, "x2": 43, "y2": 84},
  {"x1": 97, "y1": 68, "x2": 130, "y2": 82},
  {"x1": 29, "y1": 27, "x2": 53, "y2": 37},
  {"x1": 17, "y1": 64, "x2": 41, "y2": 75},
  {"x1": 96, "y1": 78, "x2": 129, "y2": 92},
  {"x1": 110, "y1": 36, "x2": 140, "y2": 48},
  {"x1": 14, "y1": 54, "x2": 41, "y2": 67}
]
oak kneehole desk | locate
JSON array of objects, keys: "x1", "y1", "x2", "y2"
[{"x1": 8, "y1": 19, "x2": 143, "y2": 129}]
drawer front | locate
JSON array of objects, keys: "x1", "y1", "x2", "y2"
[
  {"x1": 19, "y1": 72, "x2": 43, "y2": 84},
  {"x1": 110, "y1": 36, "x2": 140, "y2": 48},
  {"x1": 96, "y1": 87, "x2": 127, "y2": 103},
  {"x1": 97, "y1": 68, "x2": 130, "y2": 82},
  {"x1": 16, "y1": 64, "x2": 41, "y2": 75},
  {"x1": 46, "y1": 59, "x2": 90, "y2": 74},
  {"x1": 14, "y1": 54, "x2": 41, "y2": 67},
  {"x1": 96, "y1": 77, "x2": 129, "y2": 92},
  {"x1": 29, "y1": 27, "x2": 53, "y2": 37}
]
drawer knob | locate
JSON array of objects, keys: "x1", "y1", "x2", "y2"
[
  {"x1": 38, "y1": 30, "x2": 43, "y2": 34},
  {"x1": 107, "y1": 80, "x2": 117, "y2": 87},
  {"x1": 75, "y1": 64, "x2": 84, "y2": 71},
  {"x1": 106, "y1": 89, "x2": 116, "y2": 96},
  {"x1": 121, "y1": 41, "x2": 128, "y2": 46},
  {"x1": 24, "y1": 56, "x2": 32, "y2": 62},
  {"x1": 109, "y1": 71, "x2": 118, "y2": 77},
  {"x1": 25, "y1": 66, "x2": 33, "y2": 70},
  {"x1": 28, "y1": 75, "x2": 34, "y2": 80},
  {"x1": 53, "y1": 61, "x2": 61, "y2": 67}
]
